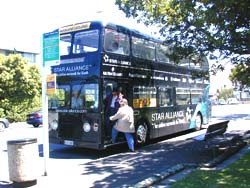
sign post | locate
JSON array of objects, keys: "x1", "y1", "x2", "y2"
[{"x1": 41, "y1": 29, "x2": 59, "y2": 176}]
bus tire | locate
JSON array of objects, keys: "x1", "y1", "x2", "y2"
[
  {"x1": 135, "y1": 122, "x2": 148, "y2": 146},
  {"x1": 195, "y1": 113, "x2": 202, "y2": 131}
]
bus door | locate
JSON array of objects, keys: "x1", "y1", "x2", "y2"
[
  {"x1": 103, "y1": 80, "x2": 130, "y2": 141},
  {"x1": 103, "y1": 80, "x2": 131, "y2": 107}
]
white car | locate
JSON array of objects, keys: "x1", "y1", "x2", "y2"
[
  {"x1": 227, "y1": 98, "x2": 240, "y2": 105},
  {"x1": 0, "y1": 118, "x2": 10, "y2": 131}
]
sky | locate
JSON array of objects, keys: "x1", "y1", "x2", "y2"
[
  {"x1": 0, "y1": 0, "x2": 232, "y2": 93},
  {"x1": 0, "y1": 0, "x2": 149, "y2": 52}
]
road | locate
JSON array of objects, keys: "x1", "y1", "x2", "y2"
[{"x1": 0, "y1": 104, "x2": 249, "y2": 187}]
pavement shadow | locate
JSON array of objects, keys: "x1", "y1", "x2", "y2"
[
  {"x1": 0, "y1": 180, "x2": 37, "y2": 188},
  {"x1": 78, "y1": 137, "x2": 235, "y2": 188},
  {"x1": 38, "y1": 143, "x2": 130, "y2": 160},
  {"x1": 212, "y1": 113, "x2": 250, "y2": 121}
]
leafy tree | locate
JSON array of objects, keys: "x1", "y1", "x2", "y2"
[
  {"x1": 230, "y1": 63, "x2": 250, "y2": 88},
  {"x1": 115, "y1": 0, "x2": 250, "y2": 74},
  {"x1": 218, "y1": 87, "x2": 234, "y2": 100},
  {"x1": 0, "y1": 54, "x2": 42, "y2": 122}
]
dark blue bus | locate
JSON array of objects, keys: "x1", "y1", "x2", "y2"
[{"x1": 48, "y1": 21, "x2": 211, "y2": 150}]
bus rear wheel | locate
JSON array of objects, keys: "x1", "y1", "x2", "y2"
[
  {"x1": 135, "y1": 122, "x2": 148, "y2": 146},
  {"x1": 195, "y1": 113, "x2": 202, "y2": 131}
]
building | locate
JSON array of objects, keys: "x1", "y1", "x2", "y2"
[{"x1": 0, "y1": 45, "x2": 39, "y2": 65}]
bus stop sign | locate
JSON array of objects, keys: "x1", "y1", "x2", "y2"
[{"x1": 43, "y1": 29, "x2": 59, "y2": 67}]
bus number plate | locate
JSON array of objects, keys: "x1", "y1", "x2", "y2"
[{"x1": 64, "y1": 140, "x2": 74, "y2": 146}]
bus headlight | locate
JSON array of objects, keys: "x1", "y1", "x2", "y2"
[
  {"x1": 50, "y1": 120, "x2": 58, "y2": 130},
  {"x1": 83, "y1": 122, "x2": 91, "y2": 132}
]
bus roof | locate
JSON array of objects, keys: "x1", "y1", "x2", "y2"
[{"x1": 60, "y1": 20, "x2": 161, "y2": 43}]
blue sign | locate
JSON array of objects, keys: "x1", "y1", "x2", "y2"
[{"x1": 43, "y1": 29, "x2": 59, "y2": 67}]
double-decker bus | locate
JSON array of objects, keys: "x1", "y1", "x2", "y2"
[{"x1": 48, "y1": 21, "x2": 211, "y2": 150}]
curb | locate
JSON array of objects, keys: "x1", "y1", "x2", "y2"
[
  {"x1": 134, "y1": 138, "x2": 247, "y2": 188},
  {"x1": 133, "y1": 163, "x2": 198, "y2": 188},
  {"x1": 200, "y1": 140, "x2": 246, "y2": 168}
]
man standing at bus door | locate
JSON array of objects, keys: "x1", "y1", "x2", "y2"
[
  {"x1": 104, "y1": 87, "x2": 123, "y2": 139},
  {"x1": 110, "y1": 98, "x2": 135, "y2": 152}
]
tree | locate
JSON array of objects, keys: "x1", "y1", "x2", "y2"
[
  {"x1": 218, "y1": 87, "x2": 234, "y2": 100},
  {"x1": 0, "y1": 54, "x2": 42, "y2": 122},
  {"x1": 115, "y1": 0, "x2": 250, "y2": 74},
  {"x1": 230, "y1": 62, "x2": 250, "y2": 88}
]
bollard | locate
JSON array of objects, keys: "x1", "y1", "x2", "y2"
[{"x1": 7, "y1": 138, "x2": 39, "y2": 187}]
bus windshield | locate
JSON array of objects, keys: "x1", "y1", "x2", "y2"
[
  {"x1": 60, "y1": 30, "x2": 99, "y2": 56},
  {"x1": 52, "y1": 82, "x2": 99, "y2": 111}
]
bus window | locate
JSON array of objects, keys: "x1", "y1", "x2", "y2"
[
  {"x1": 73, "y1": 30, "x2": 99, "y2": 54},
  {"x1": 48, "y1": 87, "x2": 69, "y2": 109},
  {"x1": 179, "y1": 56, "x2": 209, "y2": 71},
  {"x1": 156, "y1": 44, "x2": 170, "y2": 63},
  {"x1": 103, "y1": 82, "x2": 118, "y2": 99},
  {"x1": 191, "y1": 89, "x2": 204, "y2": 104},
  {"x1": 104, "y1": 28, "x2": 130, "y2": 55},
  {"x1": 85, "y1": 84, "x2": 99, "y2": 109},
  {"x1": 190, "y1": 56, "x2": 209, "y2": 70},
  {"x1": 71, "y1": 84, "x2": 99, "y2": 109},
  {"x1": 179, "y1": 59, "x2": 190, "y2": 68},
  {"x1": 158, "y1": 87, "x2": 173, "y2": 107},
  {"x1": 176, "y1": 88, "x2": 191, "y2": 105},
  {"x1": 133, "y1": 86, "x2": 157, "y2": 108},
  {"x1": 60, "y1": 34, "x2": 72, "y2": 56},
  {"x1": 71, "y1": 85, "x2": 84, "y2": 109},
  {"x1": 132, "y1": 37, "x2": 155, "y2": 60}
]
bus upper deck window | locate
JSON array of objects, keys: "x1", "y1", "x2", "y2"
[
  {"x1": 60, "y1": 34, "x2": 72, "y2": 55},
  {"x1": 104, "y1": 28, "x2": 130, "y2": 55},
  {"x1": 73, "y1": 30, "x2": 99, "y2": 54},
  {"x1": 156, "y1": 44, "x2": 170, "y2": 63},
  {"x1": 132, "y1": 37, "x2": 155, "y2": 60}
]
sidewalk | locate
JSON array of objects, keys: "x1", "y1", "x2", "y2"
[
  {"x1": 134, "y1": 131, "x2": 249, "y2": 188},
  {"x1": 0, "y1": 130, "x2": 248, "y2": 188}
]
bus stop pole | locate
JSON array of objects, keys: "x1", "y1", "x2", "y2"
[
  {"x1": 41, "y1": 40, "x2": 49, "y2": 176},
  {"x1": 41, "y1": 30, "x2": 59, "y2": 176},
  {"x1": 42, "y1": 69, "x2": 49, "y2": 176}
]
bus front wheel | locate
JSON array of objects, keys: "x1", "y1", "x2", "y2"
[
  {"x1": 135, "y1": 122, "x2": 148, "y2": 146},
  {"x1": 195, "y1": 113, "x2": 202, "y2": 131}
]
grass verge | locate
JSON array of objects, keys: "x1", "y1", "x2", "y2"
[{"x1": 171, "y1": 151, "x2": 250, "y2": 188}]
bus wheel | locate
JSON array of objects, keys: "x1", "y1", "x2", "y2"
[
  {"x1": 135, "y1": 122, "x2": 148, "y2": 146},
  {"x1": 195, "y1": 113, "x2": 202, "y2": 131}
]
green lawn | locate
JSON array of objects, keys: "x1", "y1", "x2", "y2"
[{"x1": 171, "y1": 152, "x2": 250, "y2": 188}]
